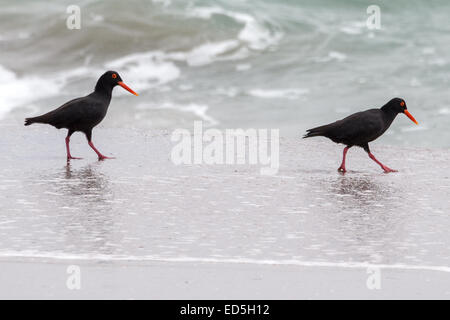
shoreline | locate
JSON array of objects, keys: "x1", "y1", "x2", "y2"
[
  {"x1": 1, "y1": 254, "x2": 450, "y2": 274},
  {"x1": 1, "y1": 126, "x2": 449, "y2": 299}
]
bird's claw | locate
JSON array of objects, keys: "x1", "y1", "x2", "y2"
[
  {"x1": 98, "y1": 156, "x2": 115, "y2": 161},
  {"x1": 382, "y1": 167, "x2": 397, "y2": 173},
  {"x1": 67, "y1": 156, "x2": 83, "y2": 161},
  {"x1": 337, "y1": 167, "x2": 346, "y2": 174}
]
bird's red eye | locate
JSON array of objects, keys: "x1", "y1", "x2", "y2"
[
  {"x1": 112, "y1": 74, "x2": 117, "y2": 79},
  {"x1": 400, "y1": 101, "x2": 405, "y2": 107}
]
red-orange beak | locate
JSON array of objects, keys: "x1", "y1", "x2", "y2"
[
  {"x1": 118, "y1": 81, "x2": 138, "y2": 96},
  {"x1": 404, "y1": 109, "x2": 418, "y2": 125}
]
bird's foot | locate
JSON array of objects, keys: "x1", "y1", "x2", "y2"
[
  {"x1": 382, "y1": 166, "x2": 397, "y2": 173},
  {"x1": 337, "y1": 166, "x2": 347, "y2": 174},
  {"x1": 67, "y1": 156, "x2": 83, "y2": 161},
  {"x1": 98, "y1": 155, "x2": 115, "y2": 161}
]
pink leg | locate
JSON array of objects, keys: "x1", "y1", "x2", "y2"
[
  {"x1": 88, "y1": 141, "x2": 114, "y2": 161},
  {"x1": 338, "y1": 146, "x2": 350, "y2": 173},
  {"x1": 65, "y1": 136, "x2": 82, "y2": 160},
  {"x1": 368, "y1": 152, "x2": 397, "y2": 173}
]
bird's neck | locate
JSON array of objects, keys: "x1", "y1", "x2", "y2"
[
  {"x1": 380, "y1": 106, "x2": 399, "y2": 125},
  {"x1": 94, "y1": 81, "x2": 113, "y2": 97}
]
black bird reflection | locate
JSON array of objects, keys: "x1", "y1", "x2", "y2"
[{"x1": 63, "y1": 163, "x2": 110, "y2": 199}]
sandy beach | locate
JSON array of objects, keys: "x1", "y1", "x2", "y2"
[
  {"x1": 1, "y1": 258, "x2": 449, "y2": 299},
  {"x1": 0, "y1": 124, "x2": 449, "y2": 299}
]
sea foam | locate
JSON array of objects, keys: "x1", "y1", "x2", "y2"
[
  {"x1": 0, "y1": 65, "x2": 60, "y2": 119},
  {"x1": 189, "y1": 6, "x2": 283, "y2": 51}
]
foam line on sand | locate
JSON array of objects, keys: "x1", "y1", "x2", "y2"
[{"x1": 1, "y1": 251, "x2": 449, "y2": 273}]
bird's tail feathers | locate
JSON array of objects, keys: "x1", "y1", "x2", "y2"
[
  {"x1": 24, "y1": 118, "x2": 34, "y2": 126},
  {"x1": 24, "y1": 116, "x2": 46, "y2": 126},
  {"x1": 303, "y1": 125, "x2": 328, "y2": 139}
]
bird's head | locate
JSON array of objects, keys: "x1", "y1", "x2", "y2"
[
  {"x1": 97, "y1": 71, "x2": 138, "y2": 96},
  {"x1": 384, "y1": 98, "x2": 418, "y2": 125}
]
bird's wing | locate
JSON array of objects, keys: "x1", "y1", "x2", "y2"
[
  {"x1": 325, "y1": 109, "x2": 384, "y2": 144},
  {"x1": 37, "y1": 97, "x2": 88, "y2": 128}
]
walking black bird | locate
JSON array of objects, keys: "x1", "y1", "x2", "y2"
[
  {"x1": 25, "y1": 71, "x2": 138, "y2": 161},
  {"x1": 303, "y1": 98, "x2": 418, "y2": 173}
]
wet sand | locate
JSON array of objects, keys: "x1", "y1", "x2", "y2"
[
  {"x1": 1, "y1": 258, "x2": 449, "y2": 299},
  {"x1": 0, "y1": 124, "x2": 449, "y2": 299}
]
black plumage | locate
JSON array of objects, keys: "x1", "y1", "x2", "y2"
[
  {"x1": 25, "y1": 71, "x2": 138, "y2": 160},
  {"x1": 303, "y1": 98, "x2": 418, "y2": 173}
]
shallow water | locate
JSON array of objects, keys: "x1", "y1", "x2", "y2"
[
  {"x1": 1, "y1": 0, "x2": 450, "y2": 147},
  {"x1": 1, "y1": 126, "x2": 449, "y2": 268}
]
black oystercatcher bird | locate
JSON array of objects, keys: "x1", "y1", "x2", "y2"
[
  {"x1": 303, "y1": 98, "x2": 418, "y2": 173},
  {"x1": 24, "y1": 71, "x2": 138, "y2": 160}
]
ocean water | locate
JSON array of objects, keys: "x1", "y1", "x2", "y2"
[{"x1": 1, "y1": 0, "x2": 450, "y2": 147}]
